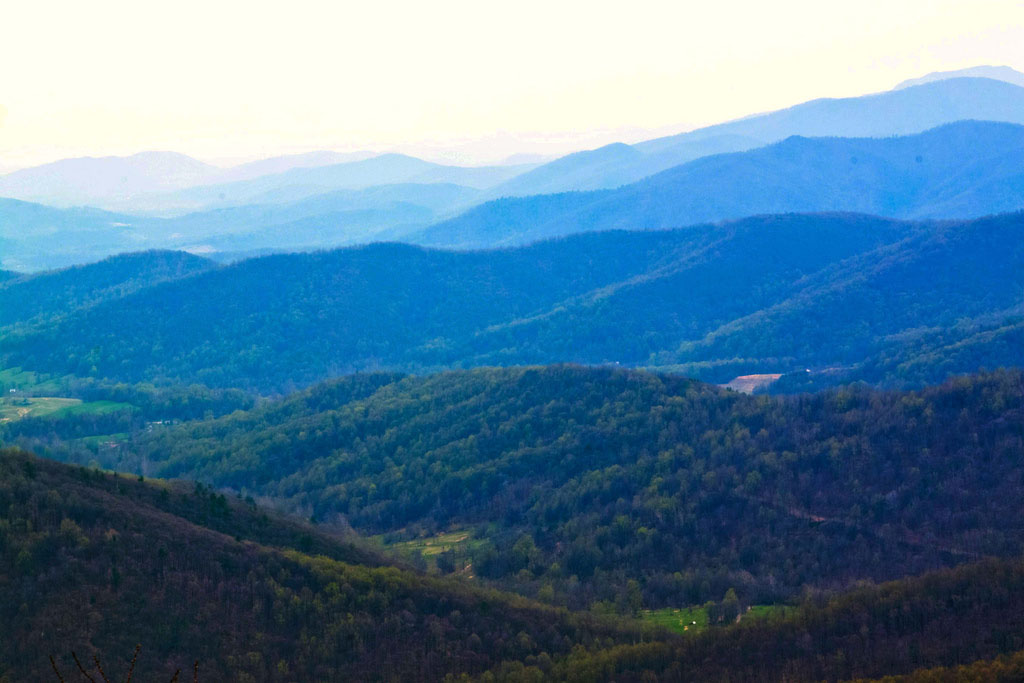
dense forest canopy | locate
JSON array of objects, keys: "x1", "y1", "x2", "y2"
[
  {"x1": 23, "y1": 365, "x2": 1024, "y2": 613},
  {"x1": 499, "y1": 557, "x2": 1024, "y2": 682},
  {"x1": 4, "y1": 211, "x2": 1024, "y2": 393},
  {"x1": 0, "y1": 448, "x2": 645, "y2": 682}
]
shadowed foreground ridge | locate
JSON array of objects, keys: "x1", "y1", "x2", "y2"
[{"x1": 0, "y1": 448, "x2": 643, "y2": 682}]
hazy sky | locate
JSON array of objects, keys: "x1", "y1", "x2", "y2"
[{"x1": 1, "y1": 0, "x2": 1023, "y2": 169}]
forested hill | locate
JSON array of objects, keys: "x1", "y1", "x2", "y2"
[
  {"x1": 60, "y1": 366, "x2": 1024, "y2": 612},
  {"x1": 0, "y1": 250, "x2": 214, "y2": 330},
  {"x1": 415, "y1": 120, "x2": 1024, "y2": 248},
  {"x1": 0, "y1": 447, "x2": 642, "y2": 681},
  {"x1": 519, "y1": 557, "x2": 1024, "y2": 682},
  {"x1": 3, "y1": 211, "x2": 1024, "y2": 391},
  {"x1": 8, "y1": 444, "x2": 1024, "y2": 681}
]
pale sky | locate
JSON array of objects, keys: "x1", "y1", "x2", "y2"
[{"x1": 1, "y1": 0, "x2": 1023, "y2": 169}]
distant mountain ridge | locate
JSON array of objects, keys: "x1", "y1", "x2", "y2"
[
  {"x1": 416, "y1": 120, "x2": 1024, "y2": 248},
  {"x1": 4, "y1": 210, "x2": 1024, "y2": 392},
  {"x1": 0, "y1": 182, "x2": 483, "y2": 271},
  {"x1": 129, "y1": 153, "x2": 535, "y2": 214},
  {"x1": 494, "y1": 76, "x2": 1024, "y2": 197},
  {"x1": 894, "y1": 65, "x2": 1024, "y2": 89},
  {"x1": 0, "y1": 151, "x2": 216, "y2": 207},
  {"x1": 0, "y1": 149, "x2": 535, "y2": 214}
]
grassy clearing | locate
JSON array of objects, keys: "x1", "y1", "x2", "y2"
[
  {"x1": 76, "y1": 432, "x2": 130, "y2": 447},
  {"x1": 0, "y1": 397, "x2": 82, "y2": 421},
  {"x1": 639, "y1": 606, "x2": 709, "y2": 634},
  {"x1": 384, "y1": 530, "x2": 474, "y2": 556},
  {"x1": 639, "y1": 604, "x2": 791, "y2": 635},
  {"x1": 372, "y1": 529, "x2": 484, "y2": 573},
  {"x1": 0, "y1": 396, "x2": 134, "y2": 422},
  {"x1": 0, "y1": 366, "x2": 65, "y2": 394}
]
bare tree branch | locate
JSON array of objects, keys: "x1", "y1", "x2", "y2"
[
  {"x1": 50, "y1": 656, "x2": 66, "y2": 683},
  {"x1": 124, "y1": 645, "x2": 141, "y2": 683},
  {"x1": 71, "y1": 652, "x2": 97, "y2": 683},
  {"x1": 93, "y1": 655, "x2": 111, "y2": 683}
]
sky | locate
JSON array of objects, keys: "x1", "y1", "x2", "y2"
[{"x1": 1, "y1": 0, "x2": 1023, "y2": 170}]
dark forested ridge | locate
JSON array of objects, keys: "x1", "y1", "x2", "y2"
[
  {"x1": 3, "y1": 211, "x2": 1024, "y2": 392},
  {"x1": 8, "y1": 442, "x2": 1024, "y2": 681},
  {"x1": 415, "y1": 121, "x2": 1024, "y2": 249},
  {"x1": 0, "y1": 250, "x2": 215, "y2": 330},
  {"x1": 502, "y1": 557, "x2": 1024, "y2": 682},
  {"x1": 0, "y1": 448, "x2": 645, "y2": 682},
  {"x1": 35, "y1": 365, "x2": 1024, "y2": 613}
]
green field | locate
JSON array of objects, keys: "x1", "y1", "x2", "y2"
[
  {"x1": 372, "y1": 529, "x2": 484, "y2": 573},
  {"x1": 639, "y1": 604, "x2": 791, "y2": 635},
  {"x1": 639, "y1": 606, "x2": 710, "y2": 634},
  {"x1": 376, "y1": 530, "x2": 476, "y2": 555},
  {"x1": 0, "y1": 366, "x2": 65, "y2": 394},
  {"x1": 0, "y1": 396, "x2": 133, "y2": 422},
  {"x1": 76, "y1": 432, "x2": 130, "y2": 447}
]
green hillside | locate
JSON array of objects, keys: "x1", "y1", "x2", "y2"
[
  {"x1": 0, "y1": 448, "x2": 644, "y2": 682},
  {"x1": 5, "y1": 211, "x2": 1024, "y2": 392},
  {"x1": 34, "y1": 366, "x2": 1024, "y2": 613}
]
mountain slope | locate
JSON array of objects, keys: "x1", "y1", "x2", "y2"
[
  {"x1": 63, "y1": 366, "x2": 1024, "y2": 612},
  {"x1": 0, "y1": 182, "x2": 483, "y2": 271},
  {"x1": 130, "y1": 154, "x2": 535, "y2": 214},
  {"x1": 0, "y1": 447, "x2": 641, "y2": 681},
  {"x1": 539, "y1": 556, "x2": 1024, "y2": 682},
  {"x1": 163, "y1": 183, "x2": 482, "y2": 251},
  {"x1": 0, "y1": 152, "x2": 216, "y2": 207},
  {"x1": 210, "y1": 149, "x2": 379, "y2": 183},
  {"x1": 656, "y1": 211, "x2": 1024, "y2": 385},
  {"x1": 0, "y1": 250, "x2": 214, "y2": 330},
  {"x1": 415, "y1": 121, "x2": 1024, "y2": 248},
  {"x1": 4, "y1": 211, "x2": 1024, "y2": 391},
  {"x1": 894, "y1": 65, "x2": 1024, "y2": 89},
  {"x1": 488, "y1": 76, "x2": 1024, "y2": 198},
  {"x1": 638, "y1": 77, "x2": 1024, "y2": 153},
  {"x1": 0, "y1": 198, "x2": 168, "y2": 271},
  {"x1": 0, "y1": 215, "x2": 903, "y2": 389}
]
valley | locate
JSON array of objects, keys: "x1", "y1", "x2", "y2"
[{"x1": 4, "y1": 51, "x2": 1024, "y2": 681}]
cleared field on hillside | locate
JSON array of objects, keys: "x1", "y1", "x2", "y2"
[{"x1": 0, "y1": 396, "x2": 132, "y2": 422}]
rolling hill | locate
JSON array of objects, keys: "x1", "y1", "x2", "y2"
[
  {"x1": 162, "y1": 183, "x2": 483, "y2": 252},
  {"x1": 0, "y1": 151, "x2": 217, "y2": 208},
  {"x1": 415, "y1": 120, "x2": 1024, "y2": 248},
  {"x1": 0, "y1": 447, "x2": 644, "y2": 681},
  {"x1": 4, "y1": 211, "x2": 1021, "y2": 391},
  {"x1": 0, "y1": 183, "x2": 481, "y2": 271},
  {"x1": 0, "y1": 250, "x2": 214, "y2": 330},
  {"x1": 128, "y1": 153, "x2": 536, "y2": 214},
  {"x1": 7, "y1": 440, "x2": 1024, "y2": 681},
  {"x1": 534, "y1": 556, "x2": 1024, "y2": 681},
  {"x1": 42, "y1": 366, "x2": 1024, "y2": 615},
  {"x1": 485, "y1": 75, "x2": 1024, "y2": 198},
  {"x1": 0, "y1": 198, "x2": 168, "y2": 271}
]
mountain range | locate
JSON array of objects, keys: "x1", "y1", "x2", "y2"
[
  {"x1": 413, "y1": 120, "x2": 1024, "y2": 248},
  {"x1": 0, "y1": 149, "x2": 528, "y2": 214},
  {"x1": 3, "y1": 209, "x2": 1023, "y2": 392},
  {"x1": 9, "y1": 442, "x2": 1024, "y2": 681},
  {"x1": 5, "y1": 72, "x2": 1024, "y2": 272},
  {"x1": 486, "y1": 74, "x2": 1024, "y2": 198},
  {"x1": 7, "y1": 118, "x2": 1024, "y2": 271},
  {"x1": 6, "y1": 66, "x2": 1024, "y2": 681}
]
